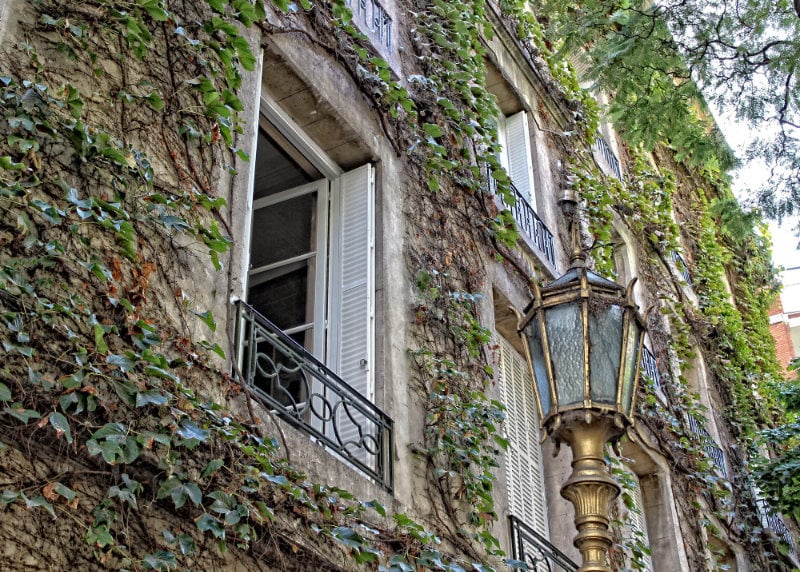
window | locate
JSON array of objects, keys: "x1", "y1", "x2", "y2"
[
  {"x1": 498, "y1": 335, "x2": 549, "y2": 536},
  {"x1": 626, "y1": 472, "x2": 654, "y2": 572},
  {"x1": 239, "y1": 124, "x2": 387, "y2": 479},
  {"x1": 497, "y1": 111, "x2": 536, "y2": 208},
  {"x1": 248, "y1": 128, "x2": 375, "y2": 403}
]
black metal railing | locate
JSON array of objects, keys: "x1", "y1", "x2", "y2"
[
  {"x1": 487, "y1": 167, "x2": 557, "y2": 269},
  {"x1": 235, "y1": 301, "x2": 393, "y2": 490},
  {"x1": 509, "y1": 515, "x2": 579, "y2": 572},
  {"x1": 756, "y1": 498, "x2": 796, "y2": 552},
  {"x1": 593, "y1": 136, "x2": 623, "y2": 181},
  {"x1": 640, "y1": 346, "x2": 663, "y2": 392},
  {"x1": 670, "y1": 251, "x2": 692, "y2": 285},
  {"x1": 686, "y1": 415, "x2": 728, "y2": 479}
]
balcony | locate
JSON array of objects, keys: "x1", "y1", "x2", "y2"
[
  {"x1": 235, "y1": 301, "x2": 394, "y2": 490},
  {"x1": 686, "y1": 415, "x2": 728, "y2": 479},
  {"x1": 640, "y1": 346, "x2": 663, "y2": 393},
  {"x1": 509, "y1": 515, "x2": 579, "y2": 572},
  {"x1": 487, "y1": 168, "x2": 558, "y2": 271},
  {"x1": 756, "y1": 498, "x2": 796, "y2": 554},
  {"x1": 593, "y1": 136, "x2": 623, "y2": 181},
  {"x1": 670, "y1": 250, "x2": 692, "y2": 285}
]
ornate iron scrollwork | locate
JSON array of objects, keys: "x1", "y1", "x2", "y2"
[
  {"x1": 487, "y1": 165, "x2": 558, "y2": 269},
  {"x1": 235, "y1": 301, "x2": 393, "y2": 490},
  {"x1": 509, "y1": 515, "x2": 579, "y2": 572}
]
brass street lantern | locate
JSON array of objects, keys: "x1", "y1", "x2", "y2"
[{"x1": 516, "y1": 190, "x2": 646, "y2": 572}]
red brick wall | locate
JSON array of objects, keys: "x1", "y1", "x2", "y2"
[{"x1": 770, "y1": 298, "x2": 798, "y2": 377}]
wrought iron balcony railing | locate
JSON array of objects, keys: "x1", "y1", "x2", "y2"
[
  {"x1": 670, "y1": 250, "x2": 692, "y2": 285},
  {"x1": 509, "y1": 515, "x2": 579, "y2": 572},
  {"x1": 756, "y1": 498, "x2": 796, "y2": 553},
  {"x1": 686, "y1": 415, "x2": 728, "y2": 479},
  {"x1": 640, "y1": 346, "x2": 663, "y2": 392},
  {"x1": 593, "y1": 136, "x2": 623, "y2": 181},
  {"x1": 234, "y1": 301, "x2": 393, "y2": 490},
  {"x1": 487, "y1": 168, "x2": 557, "y2": 270}
]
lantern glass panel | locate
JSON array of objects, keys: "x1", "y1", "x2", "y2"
[
  {"x1": 544, "y1": 302, "x2": 584, "y2": 406},
  {"x1": 524, "y1": 317, "x2": 552, "y2": 417},
  {"x1": 622, "y1": 322, "x2": 642, "y2": 415},
  {"x1": 588, "y1": 304, "x2": 623, "y2": 405}
]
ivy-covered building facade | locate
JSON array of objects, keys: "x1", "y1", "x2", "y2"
[{"x1": 0, "y1": 0, "x2": 796, "y2": 570}]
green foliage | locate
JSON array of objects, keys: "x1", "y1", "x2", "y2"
[
  {"x1": 534, "y1": 0, "x2": 800, "y2": 222},
  {"x1": 0, "y1": 0, "x2": 791, "y2": 570},
  {"x1": 756, "y1": 359, "x2": 800, "y2": 519}
]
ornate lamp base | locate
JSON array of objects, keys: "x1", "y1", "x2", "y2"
[{"x1": 548, "y1": 412, "x2": 625, "y2": 572}]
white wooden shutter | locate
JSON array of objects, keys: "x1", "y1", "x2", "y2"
[
  {"x1": 628, "y1": 473, "x2": 653, "y2": 571},
  {"x1": 499, "y1": 336, "x2": 549, "y2": 537},
  {"x1": 503, "y1": 111, "x2": 535, "y2": 207},
  {"x1": 327, "y1": 164, "x2": 375, "y2": 461},
  {"x1": 327, "y1": 163, "x2": 374, "y2": 393}
]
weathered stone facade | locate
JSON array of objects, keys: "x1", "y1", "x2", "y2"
[{"x1": 0, "y1": 1, "x2": 796, "y2": 571}]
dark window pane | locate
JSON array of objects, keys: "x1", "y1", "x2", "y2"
[
  {"x1": 254, "y1": 130, "x2": 312, "y2": 200},
  {"x1": 250, "y1": 193, "x2": 315, "y2": 268},
  {"x1": 249, "y1": 265, "x2": 308, "y2": 331}
]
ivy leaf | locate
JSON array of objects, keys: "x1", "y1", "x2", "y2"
[
  {"x1": 492, "y1": 435, "x2": 509, "y2": 451},
  {"x1": 86, "y1": 524, "x2": 114, "y2": 547},
  {"x1": 0, "y1": 383, "x2": 11, "y2": 402},
  {"x1": 140, "y1": 430, "x2": 171, "y2": 448},
  {"x1": 158, "y1": 477, "x2": 202, "y2": 509},
  {"x1": 195, "y1": 513, "x2": 225, "y2": 538},
  {"x1": 49, "y1": 412, "x2": 73, "y2": 444},
  {"x1": 264, "y1": 474, "x2": 288, "y2": 486},
  {"x1": 120, "y1": 436, "x2": 142, "y2": 463},
  {"x1": 198, "y1": 340, "x2": 225, "y2": 359},
  {"x1": 177, "y1": 533, "x2": 196, "y2": 555},
  {"x1": 207, "y1": 0, "x2": 226, "y2": 13},
  {"x1": 176, "y1": 420, "x2": 209, "y2": 447},
  {"x1": 3, "y1": 405, "x2": 41, "y2": 423},
  {"x1": 191, "y1": 309, "x2": 217, "y2": 332},
  {"x1": 106, "y1": 353, "x2": 136, "y2": 372},
  {"x1": 201, "y1": 459, "x2": 225, "y2": 479},
  {"x1": 143, "y1": 551, "x2": 177, "y2": 570},
  {"x1": 135, "y1": 390, "x2": 169, "y2": 408},
  {"x1": 93, "y1": 323, "x2": 108, "y2": 354},
  {"x1": 25, "y1": 495, "x2": 55, "y2": 518},
  {"x1": 50, "y1": 482, "x2": 77, "y2": 502},
  {"x1": 423, "y1": 123, "x2": 443, "y2": 138}
]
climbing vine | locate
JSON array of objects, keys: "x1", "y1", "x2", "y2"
[{"x1": 0, "y1": 0, "x2": 793, "y2": 570}]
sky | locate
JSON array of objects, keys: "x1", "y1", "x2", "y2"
[{"x1": 714, "y1": 115, "x2": 800, "y2": 270}]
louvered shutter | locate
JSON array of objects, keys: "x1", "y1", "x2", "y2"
[
  {"x1": 628, "y1": 473, "x2": 653, "y2": 571},
  {"x1": 327, "y1": 164, "x2": 375, "y2": 463},
  {"x1": 504, "y1": 111, "x2": 536, "y2": 207},
  {"x1": 499, "y1": 336, "x2": 549, "y2": 537}
]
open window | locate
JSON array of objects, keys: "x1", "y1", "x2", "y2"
[
  {"x1": 497, "y1": 111, "x2": 536, "y2": 209},
  {"x1": 234, "y1": 86, "x2": 392, "y2": 487},
  {"x1": 247, "y1": 128, "x2": 375, "y2": 410}
]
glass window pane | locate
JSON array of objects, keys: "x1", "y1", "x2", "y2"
[
  {"x1": 250, "y1": 193, "x2": 316, "y2": 268},
  {"x1": 622, "y1": 323, "x2": 641, "y2": 415},
  {"x1": 249, "y1": 265, "x2": 309, "y2": 332},
  {"x1": 524, "y1": 317, "x2": 552, "y2": 417},
  {"x1": 544, "y1": 303, "x2": 584, "y2": 406},
  {"x1": 253, "y1": 130, "x2": 312, "y2": 200},
  {"x1": 589, "y1": 305, "x2": 623, "y2": 405}
]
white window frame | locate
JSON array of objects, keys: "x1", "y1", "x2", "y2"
[{"x1": 244, "y1": 92, "x2": 376, "y2": 400}]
